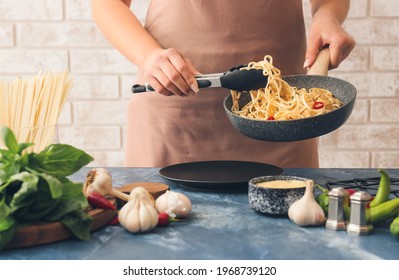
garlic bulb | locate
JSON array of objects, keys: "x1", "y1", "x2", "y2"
[
  {"x1": 155, "y1": 190, "x2": 192, "y2": 218},
  {"x1": 288, "y1": 180, "x2": 325, "y2": 226},
  {"x1": 118, "y1": 192, "x2": 158, "y2": 233},
  {"x1": 83, "y1": 168, "x2": 129, "y2": 201}
]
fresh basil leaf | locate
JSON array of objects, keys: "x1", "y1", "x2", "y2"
[
  {"x1": 0, "y1": 148, "x2": 10, "y2": 163},
  {"x1": 8, "y1": 172, "x2": 39, "y2": 210},
  {"x1": 59, "y1": 210, "x2": 92, "y2": 241},
  {"x1": 11, "y1": 175, "x2": 63, "y2": 222},
  {"x1": 0, "y1": 196, "x2": 11, "y2": 221},
  {"x1": 0, "y1": 216, "x2": 16, "y2": 251},
  {"x1": 45, "y1": 181, "x2": 88, "y2": 222},
  {"x1": 12, "y1": 192, "x2": 59, "y2": 222},
  {"x1": 38, "y1": 173, "x2": 63, "y2": 199},
  {"x1": 0, "y1": 127, "x2": 18, "y2": 154},
  {"x1": 45, "y1": 193, "x2": 88, "y2": 222},
  {"x1": 17, "y1": 142, "x2": 33, "y2": 155},
  {"x1": 0, "y1": 152, "x2": 20, "y2": 185},
  {"x1": 1, "y1": 128, "x2": 94, "y2": 246},
  {"x1": 59, "y1": 178, "x2": 84, "y2": 199},
  {"x1": 30, "y1": 144, "x2": 94, "y2": 177},
  {"x1": 1, "y1": 151, "x2": 30, "y2": 186},
  {"x1": 0, "y1": 215, "x2": 15, "y2": 232}
]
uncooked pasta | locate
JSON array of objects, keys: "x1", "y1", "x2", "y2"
[{"x1": 0, "y1": 70, "x2": 72, "y2": 152}]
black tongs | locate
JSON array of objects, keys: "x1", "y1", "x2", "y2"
[{"x1": 131, "y1": 65, "x2": 267, "y2": 93}]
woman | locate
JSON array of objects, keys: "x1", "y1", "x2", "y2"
[{"x1": 91, "y1": 0, "x2": 355, "y2": 168}]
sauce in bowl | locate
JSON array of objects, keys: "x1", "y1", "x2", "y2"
[{"x1": 256, "y1": 180, "x2": 305, "y2": 189}]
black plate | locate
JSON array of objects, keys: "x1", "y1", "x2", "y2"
[{"x1": 158, "y1": 160, "x2": 284, "y2": 191}]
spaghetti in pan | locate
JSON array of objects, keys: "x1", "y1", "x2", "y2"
[{"x1": 230, "y1": 55, "x2": 342, "y2": 121}]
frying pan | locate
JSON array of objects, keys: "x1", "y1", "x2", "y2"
[{"x1": 223, "y1": 48, "x2": 357, "y2": 142}]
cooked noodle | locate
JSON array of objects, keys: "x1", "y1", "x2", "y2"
[{"x1": 231, "y1": 55, "x2": 342, "y2": 121}]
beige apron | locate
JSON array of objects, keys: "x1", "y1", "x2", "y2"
[{"x1": 125, "y1": 0, "x2": 319, "y2": 168}]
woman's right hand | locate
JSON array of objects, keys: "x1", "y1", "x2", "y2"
[{"x1": 143, "y1": 48, "x2": 200, "y2": 97}]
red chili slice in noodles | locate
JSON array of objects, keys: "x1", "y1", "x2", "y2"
[{"x1": 313, "y1": 102, "x2": 324, "y2": 110}]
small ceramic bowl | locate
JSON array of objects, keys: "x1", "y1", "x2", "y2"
[{"x1": 248, "y1": 175, "x2": 308, "y2": 216}]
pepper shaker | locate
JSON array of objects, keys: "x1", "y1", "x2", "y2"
[
  {"x1": 326, "y1": 187, "x2": 348, "y2": 231},
  {"x1": 347, "y1": 191, "x2": 373, "y2": 235}
]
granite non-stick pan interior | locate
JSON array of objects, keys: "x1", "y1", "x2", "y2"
[{"x1": 223, "y1": 74, "x2": 356, "y2": 142}]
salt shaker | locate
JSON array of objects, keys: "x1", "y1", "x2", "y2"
[
  {"x1": 347, "y1": 191, "x2": 373, "y2": 235},
  {"x1": 325, "y1": 187, "x2": 348, "y2": 231}
]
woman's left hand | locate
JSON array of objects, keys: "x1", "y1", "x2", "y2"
[{"x1": 304, "y1": 14, "x2": 355, "y2": 70}]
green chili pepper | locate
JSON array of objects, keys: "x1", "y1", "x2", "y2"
[
  {"x1": 370, "y1": 197, "x2": 399, "y2": 225},
  {"x1": 343, "y1": 194, "x2": 351, "y2": 220},
  {"x1": 390, "y1": 215, "x2": 399, "y2": 237},
  {"x1": 315, "y1": 184, "x2": 329, "y2": 215},
  {"x1": 370, "y1": 168, "x2": 391, "y2": 208},
  {"x1": 314, "y1": 184, "x2": 352, "y2": 219}
]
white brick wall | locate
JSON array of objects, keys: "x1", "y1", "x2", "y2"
[{"x1": 0, "y1": 0, "x2": 398, "y2": 168}]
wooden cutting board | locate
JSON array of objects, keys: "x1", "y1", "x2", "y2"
[{"x1": 5, "y1": 198, "x2": 117, "y2": 249}]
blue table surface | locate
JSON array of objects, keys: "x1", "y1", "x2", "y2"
[{"x1": 1, "y1": 167, "x2": 398, "y2": 260}]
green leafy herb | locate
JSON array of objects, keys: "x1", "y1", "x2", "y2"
[
  {"x1": 0, "y1": 128, "x2": 19, "y2": 154},
  {"x1": 29, "y1": 144, "x2": 94, "y2": 177},
  {"x1": 0, "y1": 126, "x2": 94, "y2": 250},
  {"x1": 0, "y1": 196, "x2": 11, "y2": 221},
  {"x1": 59, "y1": 210, "x2": 93, "y2": 240},
  {"x1": 0, "y1": 217, "x2": 16, "y2": 250}
]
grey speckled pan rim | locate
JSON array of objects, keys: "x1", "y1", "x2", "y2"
[
  {"x1": 223, "y1": 74, "x2": 357, "y2": 142},
  {"x1": 224, "y1": 75, "x2": 356, "y2": 123}
]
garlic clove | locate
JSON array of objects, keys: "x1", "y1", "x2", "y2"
[
  {"x1": 130, "y1": 186, "x2": 155, "y2": 205},
  {"x1": 119, "y1": 199, "x2": 140, "y2": 233},
  {"x1": 139, "y1": 200, "x2": 153, "y2": 231}
]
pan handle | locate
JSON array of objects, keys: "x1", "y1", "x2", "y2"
[{"x1": 307, "y1": 48, "x2": 330, "y2": 76}]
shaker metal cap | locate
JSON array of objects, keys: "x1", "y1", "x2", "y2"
[
  {"x1": 350, "y1": 191, "x2": 372, "y2": 202},
  {"x1": 328, "y1": 187, "x2": 347, "y2": 197}
]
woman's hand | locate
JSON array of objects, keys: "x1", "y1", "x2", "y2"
[
  {"x1": 91, "y1": 0, "x2": 199, "y2": 96},
  {"x1": 304, "y1": 0, "x2": 355, "y2": 70},
  {"x1": 144, "y1": 48, "x2": 200, "y2": 97}
]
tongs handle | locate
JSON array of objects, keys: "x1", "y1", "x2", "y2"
[
  {"x1": 131, "y1": 79, "x2": 213, "y2": 93},
  {"x1": 131, "y1": 66, "x2": 266, "y2": 93}
]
